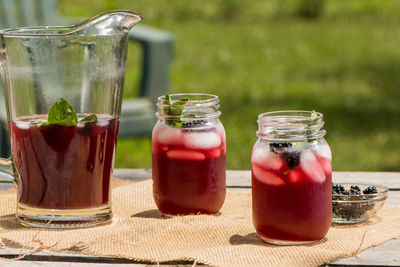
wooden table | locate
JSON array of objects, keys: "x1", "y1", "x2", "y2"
[{"x1": 0, "y1": 169, "x2": 399, "y2": 266}]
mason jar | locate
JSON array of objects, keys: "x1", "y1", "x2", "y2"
[
  {"x1": 251, "y1": 110, "x2": 332, "y2": 245},
  {"x1": 152, "y1": 94, "x2": 226, "y2": 215}
]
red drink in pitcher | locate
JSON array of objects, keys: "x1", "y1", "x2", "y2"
[
  {"x1": 152, "y1": 94, "x2": 226, "y2": 215},
  {"x1": 252, "y1": 111, "x2": 332, "y2": 244},
  {"x1": 10, "y1": 114, "x2": 119, "y2": 210}
]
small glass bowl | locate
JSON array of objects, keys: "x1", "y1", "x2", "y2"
[{"x1": 332, "y1": 183, "x2": 388, "y2": 224}]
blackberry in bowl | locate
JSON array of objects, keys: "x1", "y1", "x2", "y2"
[{"x1": 332, "y1": 183, "x2": 388, "y2": 224}]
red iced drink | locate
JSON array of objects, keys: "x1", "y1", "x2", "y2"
[
  {"x1": 251, "y1": 141, "x2": 332, "y2": 244},
  {"x1": 152, "y1": 122, "x2": 226, "y2": 215},
  {"x1": 10, "y1": 114, "x2": 119, "y2": 210}
]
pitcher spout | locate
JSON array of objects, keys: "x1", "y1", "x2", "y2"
[
  {"x1": 0, "y1": 10, "x2": 142, "y2": 37},
  {"x1": 71, "y1": 10, "x2": 143, "y2": 36}
]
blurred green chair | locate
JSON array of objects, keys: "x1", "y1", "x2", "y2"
[{"x1": 0, "y1": 0, "x2": 173, "y2": 157}]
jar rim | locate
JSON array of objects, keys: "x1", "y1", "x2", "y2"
[
  {"x1": 156, "y1": 93, "x2": 221, "y2": 120},
  {"x1": 157, "y1": 93, "x2": 219, "y2": 104},
  {"x1": 257, "y1": 110, "x2": 323, "y2": 122},
  {"x1": 256, "y1": 110, "x2": 325, "y2": 141}
]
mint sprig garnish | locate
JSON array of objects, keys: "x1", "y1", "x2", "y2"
[
  {"x1": 310, "y1": 110, "x2": 318, "y2": 121},
  {"x1": 79, "y1": 114, "x2": 98, "y2": 123},
  {"x1": 307, "y1": 110, "x2": 319, "y2": 142},
  {"x1": 163, "y1": 93, "x2": 188, "y2": 128},
  {"x1": 39, "y1": 98, "x2": 97, "y2": 127},
  {"x1": 39, "y1": 98, "x2": 77, "y2": 127}
]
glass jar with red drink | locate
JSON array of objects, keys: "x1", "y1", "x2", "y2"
[
  {"x1": 152, "y1": 94, "x2": 226, "y2": 215},
  {"x1": 251, "y1": 110, "x2": 332, "y2": 245}
]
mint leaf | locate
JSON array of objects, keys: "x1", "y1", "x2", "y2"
[
  {"x1": 310, "y1": 110, "x2": 318, "y2": 120},
  {"x1": 162, "y1": 94, "x2": 188, "y2": 128},
  {"x1": 80, "y1": 114, "x2": 98, "y2": 123},
  {"x1": 307, "y1": 110, "x2": 319, "y2": 142},
  {"x1": 169, "y1": 99, "x2": 189, "y2": 116},
  {"x1": 40, "y1": 98, "x2": 77, "y2": 127},
  {"x1": 162, "y1": 93, "x2": 172, "y2": 115},
  {"x1": 48, "y1": 98, "x2": 77, "y2": 126}
]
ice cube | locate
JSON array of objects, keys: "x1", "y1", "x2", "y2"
[
  {"x1": 15, "y1": 120, "x2": 30, "y2": 130},
  {"x1": 183, "y1": 131, "x2": 221, "y2": 149},
  {"x1": 300, "y1": 149, "x2": 325, "y2": 183},
  {"x1": 252, "y1": 164, "x2": 286, "y2": 186},
  {"x1": 317, "y1": 140, "x2": 332, "y2": 160},
  {"x1": 156, "y1": 125, "x2": 183, "y2": 146},
  {"x1": 316, "y1": 154, "x2": 332, "y2": 176},
  {"x1": 286, "y1": 168, "x2": 304, "y2": 184},
  {"x1": 207, "y1": 148, "x2": 221, "y2": 158},
  {"x1": 252, "y1": 143, "x2": 284, "y2": 172},
  {"x1": 216, "y1": 123, "x2": 226, "y2": 140},
  {"x1": 166, "y1": 149, "x2": 206, "y2": 161},
  {"x1": 96, "y1": 120, "x2": 109, "y2": 127}
]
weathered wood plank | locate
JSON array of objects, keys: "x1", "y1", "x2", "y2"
[
  {"x1": 4, "y1": 169, "x2": 400, "y2": 190},
  {"x1": 0, "y1": 263, "x2": 146, "y2": 267},
  {"x1": 328, "y1": 238, "x2": 400, "y2": 266},
  {"x1": 0, "y1": 263, "x2": 187, "y2": 267},
  {"x1": 222, "y1": 170, "x2": 400, "y2": 189},
  {"x1": 114, "y1": 168, "x2": 151, "y2": 181},
  {"x1": 333, "y1": 172, "x2": 400, "y2": 189},
  {"x1": 0, "y1": 248, "x2": 191, "y2": 266},
  {"x1": 113, "y1": 169, "x2": 400, "y2": 194}
]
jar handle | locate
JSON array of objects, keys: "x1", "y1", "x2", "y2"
[{"x1": 0, "y1": 157, "x2": 16, "y2": 183}]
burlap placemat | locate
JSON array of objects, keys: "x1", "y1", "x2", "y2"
[{"x1": 0, "y1": 178, "x2": 400, "y2": 267}]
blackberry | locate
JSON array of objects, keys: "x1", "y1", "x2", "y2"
[
  {"x1": 269, "y1": 142, "x2": 292, "y2": 150},
  {"x1": 332, "y1": 185, "x2": 349, "y2": 201},
  {"x1": 332, "y1": 184, "x2": 345, "y2": 194},
  {"x1": 181, "y1": 120, "x2": 207, "y2": 128},
  {"x1": 269, "y1": 142, "x2": 299, "y2": 169},
  {"x1": 363, "y1": 186, "x2": 378, "y2": 194},
  {"x1": 350, "y1": 185, "x2": 361, "y2": 195},
  {"x1": 350, "y1": 185, "x2": 361, "y2": 192},
  {"x1": 280, "y1": 151, "x2": 300, "y2": 169}
]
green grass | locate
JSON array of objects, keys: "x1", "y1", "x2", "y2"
[{"x1": 59, "y1": 0, "x2": 400, "y2": 171}]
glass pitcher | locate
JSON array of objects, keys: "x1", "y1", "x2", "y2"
[{"x1": 0, "y1": 10, "x2": 142, "y2": 228}]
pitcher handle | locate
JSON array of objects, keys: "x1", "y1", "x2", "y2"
[{"x1": 0, "y1": 157, "x2": 16, "y2": 182}]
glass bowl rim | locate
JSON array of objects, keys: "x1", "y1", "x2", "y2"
[{"x1": 332, "y1": 182, "x2": 388, "y2": 198}]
